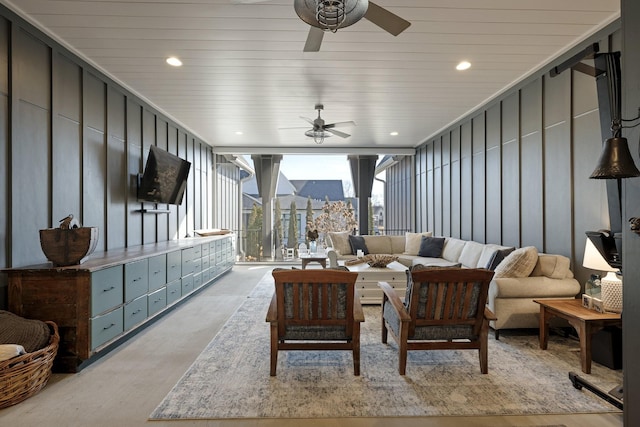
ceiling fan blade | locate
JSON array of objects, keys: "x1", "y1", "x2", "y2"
[
  {"x1": 299, "y1": 116, "x2": 315, "y2": 125},
  {"x1": 324, "y1": 128, "x2": 351, "y2": 138},
  {"x1": 324, "y1": 120, "x2": 356, "y2": 129},
  {"x1": 364, "y1": 2, "x2": 411, "y2": 36},
  {"x1": 303, "y1": 27, "x2": 324, "y2": 52}
]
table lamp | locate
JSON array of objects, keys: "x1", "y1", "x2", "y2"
[{"x1": 582, "y1": 237, "x2": 622, "y2": 313}]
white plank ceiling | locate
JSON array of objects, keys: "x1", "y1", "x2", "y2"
[{"x1": 1, "y1": 0, "x2": 620, "y2": 154}]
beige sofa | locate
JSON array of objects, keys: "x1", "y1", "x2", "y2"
[{"x1": 326, "y1": 231, "x2": 581, "y2": 339}]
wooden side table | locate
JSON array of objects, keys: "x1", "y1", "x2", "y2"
[
  {"x1": 300, "y1": 255, "x2": 327, "y2": 269},
  {"x1": 534, "y1": 298, "x2": 622, "y2": 374}
]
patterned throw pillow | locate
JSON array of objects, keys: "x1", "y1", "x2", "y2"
[{"x1": 493, "y1": 246, "x2": 538, "y2": 278}]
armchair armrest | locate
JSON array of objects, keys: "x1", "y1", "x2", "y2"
[
  {"x1": 353, "y1": 294, "x2": 365, "y2": 323},
  {"x1": 378, "y1": 281, "x2": 410, "y2": 322},
  {"x1": 266, "y1": 292, "x2": 277, "y2": 323}
]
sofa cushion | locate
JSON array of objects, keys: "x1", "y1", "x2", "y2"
[
  {"x1": 493, "y1": 246, "x2": 538, "y2": 278},
  {"x1": 530, "y1": 254, "x2": 571, "y2": 279},
  {"x1": 363, "y1": 235, "x2": 392, "y2": 254},
  {"x1": 458, "y1": 241, "x2": 485, "y2": 268},
  {"x1": 404, "y1": 231, "x2": 433, "y2": 255},
  {"x1": 441, "y1": 237, "x2": 466, "y2": 262},
  {"x1": 389, "y1": 235, "x2": 406, "y2": 254},
  {"x1": 485, "y1": 247, "x2": 516, "y2": 270},
  {"x1": 328, "y1": 231, "x2": 352, "y2": 255},
  {"x1": 348, "y1": 235, "x2": 369, "y2": 255},
  {"x1": 418, "y1": 236, "x2": 445, "y2": 257}
]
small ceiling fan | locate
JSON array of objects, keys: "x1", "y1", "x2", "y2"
[
  {"x1": 233, "y1": 0, "x2": 411, "y2": 52},
  {"x1": 280, "y1": 104, "x2": 356, "y2": 144}
]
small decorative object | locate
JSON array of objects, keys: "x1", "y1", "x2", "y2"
[
  {"x1": 592, "y1": 298, "x2": 605, "y2": 314},
  {"x1": 39, "y1": 214, "x2": 98, "y2": 266},
  {"x1": 361, "y1": 254, "x2": 398, "y2": 268},
  {"x1": 344, "y1": 258, "x2": 365, "y2": 266},
  {"x1": 630, "y1": 217, "x2": 640, "y2": 235},
  {"x1": 585, "y1": 274, "x2": 601, "y2": 299},
  {"x1": 582, "y1": 294, "x2": 593, "y2": 309},
  {"x1": 601, "y1": 273, "x2": 623, "y2": 313},
  {"x1": 356, "y1": 249, "x2": 364, "y2": 258}
]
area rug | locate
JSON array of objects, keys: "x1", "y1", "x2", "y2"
[{"x1": 150, "y1": 271, "x2": 622, "y2": 420}]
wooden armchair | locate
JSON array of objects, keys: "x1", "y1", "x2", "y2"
[
  {"x1": 379, "y1": 267, "x2": 496, "y2": 375},
  {"x1": 266, "y1": 269, "x2": 363, "y2": 376}
]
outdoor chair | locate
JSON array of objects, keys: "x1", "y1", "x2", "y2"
[
  {"x1": 266, "y1": 269, "x2": 363, "y2": 376},
  {"x1": 379, "y1": 266, "x2": 496, "y2": 375}
]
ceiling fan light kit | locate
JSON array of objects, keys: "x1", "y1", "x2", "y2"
[{"x1": 294, "y1": 0, "x2": 410, "y2": 52}]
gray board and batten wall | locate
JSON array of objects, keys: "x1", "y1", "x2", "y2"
[{"x1": 0, "y1": 5, "x2": 242, "y2": 308}]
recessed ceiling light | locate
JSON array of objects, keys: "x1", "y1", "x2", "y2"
[
  {"x1": 456, "y1": 61, "x2": 471, "y2": 71},
  {"x1": 166, "y1": 57, "x2": 182, "y2": 67},
  {"x1": 390, "y1": 131, "x2": 399, "y2": 136},
  {"x1": 235, "y1": 131, "x2": 243, "y2": 135}
]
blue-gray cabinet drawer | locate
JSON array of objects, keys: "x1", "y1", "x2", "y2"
[
  {"x1": 91, "y1": 266, "x2": 123, "y2": 316},
  {"x1": 193, "y1": 272, "x2": 203, "y2": 289},
  {"x1": 201, "y1": 243, "x2": 210, "y2": 256},
  {"x1": 181, "y1": 275, "x2": 194, "y2": 295},
  {"x1": 148, "y1": 254, "x2": 167, "y2": 292},
  {"x1": 166, "y1": 279, "x2": 182, "y2": 305},
  {"x1": 181, "y1": 247, "x2": 197, "y2": 276},
  {"x1": 124, "y1": 295, "x2": 148, "y2": 331},
  {"x1": 125, "y1": 259, "x2": 148, "y2": 302},
  {"x1": 91, "y1": 307, "x2": 123, "y2": 350},
  {"x1": 148, "y1": 287, "x2": 167, "y2": 316},
  {"x1": 167, "y1": 251, "x2": 182, "y2": 282},
  {"x1": 201, "y1": 256, "x2": 210, "y2": 271},
  {"x1": 192, "y1": 257, "x2": 202, "y2": 274}
]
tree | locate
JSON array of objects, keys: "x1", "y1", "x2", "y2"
[
  {"x1": 274, "y1": 197, "x2": 283, "y2": 256},
  {"x1": 313, "y1": 199, "x2": 357, "y2": 236},
  {"x1": 246, "y1": 203, "x2": 263, "y2": 260},
  {"x1": 305, "y1": 196, "x2": 314, "y2": 244},
  {"x1": 287, "y1": 200, "x2": 298, "y2": 248}
]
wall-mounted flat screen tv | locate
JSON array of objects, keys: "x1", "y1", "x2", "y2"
[{"x1": 138, "y1": 146, "x2": 191, "y2": 205}]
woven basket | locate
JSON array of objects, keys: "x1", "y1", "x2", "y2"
[{"x1": 0, "y1": 321, "x2": 59, "y2": 409}]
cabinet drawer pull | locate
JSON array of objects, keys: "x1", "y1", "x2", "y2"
[
  {"x1": 154, "y1": 298, "x2": 162, "y2": 303},
  {"x1": 133, "y1": 277, "x2": 141, "y2": 282},
  {"x1": 133, "y1": 309, "x2": 141, "y2": 315},
  {"x1": 103, "y1": 323, "x2": 115, "y2": 330},
  {"x1": 103, "y1": 286, "x2": 115, "y2": 292}
]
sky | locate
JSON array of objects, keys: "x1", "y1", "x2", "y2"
[{"x1": 277, "y1": 155, "x2": 384, "y2": 203}]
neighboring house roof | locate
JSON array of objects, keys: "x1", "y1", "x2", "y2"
[
  {"x1": 242, "y1": 171, "x2": 297, "y2": 197},
  {"x1": 289, "y1": 180, "x2": 345, "y2": 201}
]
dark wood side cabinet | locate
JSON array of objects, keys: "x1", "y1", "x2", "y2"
[{"x1": 4, "y1": 235, "x2": 234, "y2": 372}]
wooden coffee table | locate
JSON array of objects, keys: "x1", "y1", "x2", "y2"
[{"x1": 534, "y1": 298, "x2": 622, "y2": 374}]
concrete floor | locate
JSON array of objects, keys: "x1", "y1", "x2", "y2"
[{"x1": 0, "y1": 265, "x2": 623, "y2": 427}]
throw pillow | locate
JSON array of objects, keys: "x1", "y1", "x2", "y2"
[
  {"x1": 486, "y1": 247, "x2": 516, "y2": 271},
  {"x1": 328, "y1": 231, "x2": 352, "y2": 255},
  {"x1": 403, "y1": 231, "x2": 433, "y2": 255},
  {"x1": 417, "y1": 236, "x2": 445, "y2": 257},
  {"x1": 493, "y1": 246, "x2": 539, "y2": 278},
  {"x1": 348, "y1": 235, "x2": 369, "y2": 255}
]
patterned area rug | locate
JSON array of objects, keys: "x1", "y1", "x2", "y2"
[{"x1": 150, "y1": 272, "x2": 622, "y2": 420}]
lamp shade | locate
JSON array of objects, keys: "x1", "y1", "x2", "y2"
[
  {"x1": 583, "y1": 238, "x2": 616, "y2": 272},
  {"x1": 590, "y1": 136, "x2": 640, "y2": 179}
]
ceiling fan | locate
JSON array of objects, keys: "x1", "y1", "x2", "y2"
[
  {"x1": 233, "y1": 0, "x2": 411, "y2": 52},
  {"x1": 280, "y1": 104, "x2": 356, "y2": 144}
]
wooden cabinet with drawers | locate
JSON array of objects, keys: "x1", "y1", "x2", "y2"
[{"x1": 5, "y1": 235, "x2": 234, "y2": 372}]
